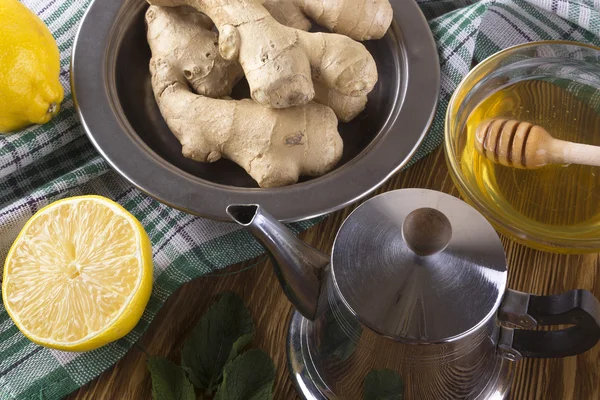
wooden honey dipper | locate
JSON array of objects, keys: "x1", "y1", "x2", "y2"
[{"x1": 475, "y1": 118, "x2": 600, "y2": 169}]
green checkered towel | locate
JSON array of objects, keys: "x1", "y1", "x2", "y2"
[{"x1": 2, "y1": 0, "x2": 600, "y2": 398}]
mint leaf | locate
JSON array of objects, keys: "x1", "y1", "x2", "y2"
[
  {"x1": 215, "y1": 349, "x2": 275, "y2": 400},
  {"x1": 147, "y1": 356, "x2": 196, "y2": 400},
  {"x1": 364, "y1": 369, "x2": 404, "y2": 400},
  {"x1": 181, "y1": 292, "x2": 255, "y2": 392}
]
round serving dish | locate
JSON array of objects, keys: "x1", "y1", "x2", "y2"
[
  {"x1": 445, "y1": 41, "x2": 600, "y2": 253},
  {"x1": 72, "y1": 0, "x2": 439, "y2": 222}
]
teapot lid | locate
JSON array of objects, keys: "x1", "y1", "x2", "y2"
[{"x1": 331, "y1": 189, "x2": 507, "y2": 343}]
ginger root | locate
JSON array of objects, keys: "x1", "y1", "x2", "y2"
[
  {"x1": 262, "y1": 0, "x2": 311, "y2": 31},
  {"x1": 147, "y1": 0, "x2": 378, "y2": 109},
  {"x1": 146, "y1": 6, "x2": 243, "y2": 97},
  {"x1": 263, "y1": 0, "x2": 393, "y2": 41},
  {"x1": 314, "y1": 82, "x2": 367, "y2": 122},
  {"x1": 146, "y1": 4, "x2": 368, "y2": 122},
  {"x1": 146, "y1": 6, "x2": 343, "y2": 188},
  {"x1": 257, "y1": 0, "x2": 369, "y2": 120}
]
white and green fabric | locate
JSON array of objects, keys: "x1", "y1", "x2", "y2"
[{"x1": 2, "y1": 0, "x2": 600, "y2": 398}]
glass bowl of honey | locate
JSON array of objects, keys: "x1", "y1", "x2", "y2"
[{"x1": 445, "y1": 41, "x2": 600, "y2": 253}]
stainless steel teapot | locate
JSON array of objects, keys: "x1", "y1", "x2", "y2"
[{"x1": 227, "y1": 189, "x2": 600, "y2": 400}]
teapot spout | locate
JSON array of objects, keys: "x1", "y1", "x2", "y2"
[{"x1": 227, "y1": 204, "x2": 329, "y2": 320}]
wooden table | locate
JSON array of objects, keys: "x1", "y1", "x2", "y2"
[{"x1": 68, "y1": 148, "x2": 600, "y2": 400}]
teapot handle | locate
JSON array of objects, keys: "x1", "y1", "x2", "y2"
[{"x1": 498, "y1": 289, "x2": 600, "y2": 359}]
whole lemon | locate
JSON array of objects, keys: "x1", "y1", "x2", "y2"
[{"x1": 0, "y1": 0, "x2": 64, "y2": 133}]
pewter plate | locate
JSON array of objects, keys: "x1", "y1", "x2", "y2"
[{"x1": 71, "y1": 0, "x2": 439, "y2": 221}]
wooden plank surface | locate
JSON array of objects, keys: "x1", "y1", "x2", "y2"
[{"x1": 67, "y1": 148, "x2": 600, "y2": 400}]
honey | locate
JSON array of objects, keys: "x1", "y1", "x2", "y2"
[{"x1": 460, "y1": 79, "x2": 600, "y2": 239}]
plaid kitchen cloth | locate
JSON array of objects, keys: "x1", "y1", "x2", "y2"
[{"x1": 2, "y1": 0, "x2": 600, "y2": 398}]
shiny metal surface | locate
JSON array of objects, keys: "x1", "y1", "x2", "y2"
[
  {"x1": 227, "y1": 204, "x2": 329, "y2": 320},
  {"x1": 234, "y1": 189, "x2": 596, "y2": 398},
  {"x1": 234, "y1": 189, "x2": 514, "y2": 399},
  {"x1": 307, "y1": 274, "x2": 507, "y2": 398},
  {"x1": 71, "y1": 0, "x2": 439, "y2": 222},
  {"x1": 497, "y1": 327, "x2": 523, "y2": 362},
  {"x1": 287, "y1": 310, "x2": 515, "y2": 400},
  {"x1": 498, "y1": 289, "x2": 537, "y2": 329},
  {"x1": 331, "y1": 189, "x2": 508, "y2": 342}
]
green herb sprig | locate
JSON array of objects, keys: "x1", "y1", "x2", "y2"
[{"x1": 147, "y1": 292, "x2": 275, "y2": 400}]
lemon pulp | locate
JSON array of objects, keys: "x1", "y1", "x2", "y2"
[{"x1": 2, "y1": 196, "x2": 153, "y2": 351}]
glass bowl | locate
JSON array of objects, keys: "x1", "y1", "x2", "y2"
[{"x1": 445, "y1": 41, "x2": 600, "y2": 253}]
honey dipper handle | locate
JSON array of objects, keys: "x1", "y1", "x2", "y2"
[{"x1": 548, "y1": 139, "x2": 600, "y2": 167}]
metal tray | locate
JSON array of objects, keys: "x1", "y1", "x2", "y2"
[{"x1": 71, "y1": 0, "x2": 439, "y2": 221}]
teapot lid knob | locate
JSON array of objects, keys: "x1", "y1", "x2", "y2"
[{"x1": 402, "y1": 208, "x2": 452, "y2": 257}]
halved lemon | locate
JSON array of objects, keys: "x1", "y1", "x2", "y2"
[{"x1": 2, "y1": 196, "x2": 153, "y2": 351}]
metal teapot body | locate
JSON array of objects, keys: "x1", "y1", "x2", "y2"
[
  {"x1": 288, "y1": 275, "x2": 510, "y2": 399},
  {"x1": 227, "y1": 189, "x2": 600, "y2": 400}
]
